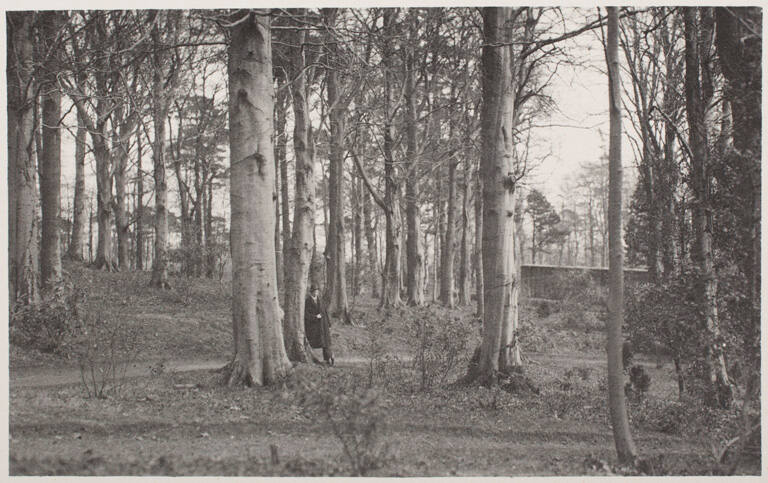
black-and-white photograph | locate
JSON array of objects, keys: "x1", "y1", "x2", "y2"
[{"x1": 6, "y1": 5, "x2": 762, "y2": 476}]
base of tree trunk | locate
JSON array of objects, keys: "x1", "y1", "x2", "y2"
[
  {"x1": 63, "y1": 253, "x2": 85, "y2": 263},
  {"x1": 93, "y1": 258, "x2": 118, "y2": 272},
  {"x1": 221, "y1": 358, "x2": 256, "y2": 387},
  {"x1": 149, "y1": 277, "x2": 172, "y2": 289}
]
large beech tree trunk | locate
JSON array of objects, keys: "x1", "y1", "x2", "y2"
[
  {"x1": 684, "y1": 7, "x2": 733, "y2": 407},
  {"x1": 226, "y1": 10, "x2": 292, "y2": 386},
  {"x1": 466, "y1": 7, "x2": 521, "y2": 385},
  {"x1": 8, "y1": 11, "x2": 40, "y2": 305},
  {"x1": 283, "y1": 16, "x2": 319, "y2": 363},
  {"x1": 39, "y1": 11, "x2": 63, "y2": 289},
  {"x1": 605, "y1": 7, "x2": 638, "y2": 464}
]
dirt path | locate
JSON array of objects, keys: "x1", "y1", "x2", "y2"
[
  {"x1": 9, "y1": 357, "x2": 376, "y2": 389},
  {"x1": 10, "y1": 350, "x2": 630, "y2": 390}
]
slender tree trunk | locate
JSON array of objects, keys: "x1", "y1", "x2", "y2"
[
  {"x1": 113, "y1": 109, "x2": 132, "y2": 273},
  {"x1": 39, "y1": 11, "x2": 63, "y2": 288},
  {"x1": 362, "y1": 185, "x2": 379, "y2": 298},
  {"x1": 149, "y1": 14, "x2": 171, "y2": 289},
  {"x1": 323, "y1": 8, "x2": 351, "y2": 321},
  {"x1": 381, "y1": 9, "x2": 403, "y2": 307},
  {"x1": 404, "y1": 36, "x2": 423, "y2": 306},
  {"x1": 434, "y1": 174, "x2": 443, "y2": 302},
  {"x1": 205, "y1": 175, "x2": 214, "y2": 277},
  {"x1": 93, "y1": 134, "x2": 117, "y2": 271},
  {"x1": 8, "y1": 11, "x2": 40, "y2": 305},
  {"x1": 66, "y1": 110, "x2": 87, "y2": 261},
  {"x1": 352, "y1": 175, "x2": 362, "y2": 296},
  {"x1": 606, "y1": 7, "x2": 638, "y2": 464},
  {"x1": 226, "y1": 10, "x2": 292, "y2": 386},
  {"x1": 283, "y1": 17, "x2": 319, "y2": 362},
  {"x1": 474, "y1": 171, "x2": 484, "y2": 318},
  {"x1": 274, "y1": 84, "x2": 288, "y2": 298},
  {"x1": 441, "y1": 159, "x2": 458, "y2": 307},
  {"x1": 135, "y1": 132, "x2": 144, "y2": 270},
  {"x1": 458, "y1": 166, "x2": 472, "y2": 306}
]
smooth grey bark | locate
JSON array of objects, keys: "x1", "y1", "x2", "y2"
[
  {"x1": 39, "y1": 10, "x2": 63, "y2": 288},
  {"x1": 8, "y1": 11, "x2": 40, "y2": 305},
  {"x1": 226, "y1": 9, "x2": 292, "y2": 386},
  {"x1": 606, "y1": 6, "x2": 638, "y2": 464}
]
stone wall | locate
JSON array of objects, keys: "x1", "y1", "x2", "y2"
[{"x1": 520, "y1": 264, "x2": 648, "y2": 300}]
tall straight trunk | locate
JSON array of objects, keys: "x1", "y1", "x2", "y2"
[
  {"x1": 67, "y1": 110, "x2": 87, "y2": 261},
  {"x1": 205, "y1": 175, "x2": 214, "y2": 277},
  {"x1": 605, "y1": 7, "x2": 638, "y2": 464},
  {"x1": 274, "y1": 85, "x2": 288, "y2": 298},
  {"x1": 474, "y1": 171, "x2": 484, "y2": 318},
  {"x1": 404, "y1": 37, "x2": 423, "y2": 305},
  {"x1": 323, "y1": 8, "x2": 351, "y2": 321},
  {"x1": 93, "y1": 133, "x2": 117, "y2": 271},
  {"x1": 135, "y1": 132, "x2": 144, "y2": 270},
  {"x1": 433, "y1": 174, "x2": 443, "y2": 302},
  {"x1": 39, "y1": 11, "x2": 63, "y2": 288},
  {"x1": 7, "y1": 11, "x2": 40, "y2": 305},
  {"x1": 684, "y1": 7, "x2": 732, "y2": 406},
  {"x1": 458, "y1": 166, "x2": 471, "y2": 306},
  {"x1": 362, "y1": 185, "x2": 379, "y2": 298},
  {"x1": 441, "y1": 159, "x2": 457, "y2": 307},
  {"x1": 113, "y1": 109, "x2": 132, "y2": 273},
  {"x1": 352, "y1": 175, "x2": 363, "y2": 296},
  {"x1": 149, "y1": 13, "x2": 171, "y2": 289},
  {"x1": 467, "y1": 7, "x2": 521, "y2": 385},
  {"x1": 226, "y1": 9, "x2": 292, "y2": 386},
  {"x1": 379, "y1": 9, "x2": 403, "y2": 307},
  {"x1": 660, "y1": 17, "x2": 679, "y2": 278},
  {"x1": 283, "y1": 16, "x2": 318, "y2": 362},
  {"x1": 88, "y1": 195, "x2": 94, "y2": 263}
]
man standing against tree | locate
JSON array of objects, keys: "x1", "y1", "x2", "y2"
[{"x1": 304, "y1": 285, "x2": 334, "y2": 365}]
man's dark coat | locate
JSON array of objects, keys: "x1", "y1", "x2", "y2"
[{"x1": 304, "y1": 295, "x2": 331, "y2": 354}]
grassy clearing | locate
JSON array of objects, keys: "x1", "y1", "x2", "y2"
[{"x1": 8, "y1": 264, "x2": 759, "y2": 476}]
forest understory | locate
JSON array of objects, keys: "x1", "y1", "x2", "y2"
[{"x1": 8, "y1": 263, "x2": 759, "y2": 476}]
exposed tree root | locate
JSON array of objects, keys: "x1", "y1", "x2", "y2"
[{"x1": 222, "y1": 359, "x2": 255, "y2": 387}]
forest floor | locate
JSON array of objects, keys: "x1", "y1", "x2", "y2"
[{"x1": 8, "y1": 263, "x2": 760, "y2": 476}]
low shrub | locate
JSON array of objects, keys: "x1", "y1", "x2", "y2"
[
  {"x1": 71, "y1": 310, "x2": 142, "y2": 398},
  {"x1": 297, "y1": 374, "x2": 392, "y2": 476},
  {"x1": 405, "y1": 308, "x2": 475, "y2": 392},
  {"x1": 10, "y1": 280, "x2": 86, "y2": 354}
]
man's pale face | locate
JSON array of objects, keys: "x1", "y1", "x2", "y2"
[{"x1": 311, "y1": 290, "x2": 319, "y2": 299}]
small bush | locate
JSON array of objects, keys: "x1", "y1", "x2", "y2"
[
  {"x1": 363, "y1": 318, "x2": 406, "y2": 389},
  {"x1": 297, "y1": 374, "x2": 391, "y2": 476},
  {"x1": 406, "y1": 308, "x2": 474, "y2": 392},
  {"x1": 624, "y1": 365, "x2": 651, "y2": 400},
  {"x1": 71, "y1": 311, "x2": 142, "y2": 398},
  {"x1": 10, "y1": 280, "x2": 86, "y2": 354}
]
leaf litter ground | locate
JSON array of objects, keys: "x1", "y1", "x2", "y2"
[{"x1": 8, "y1": 263, "x2": 757, "y2": 476}]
